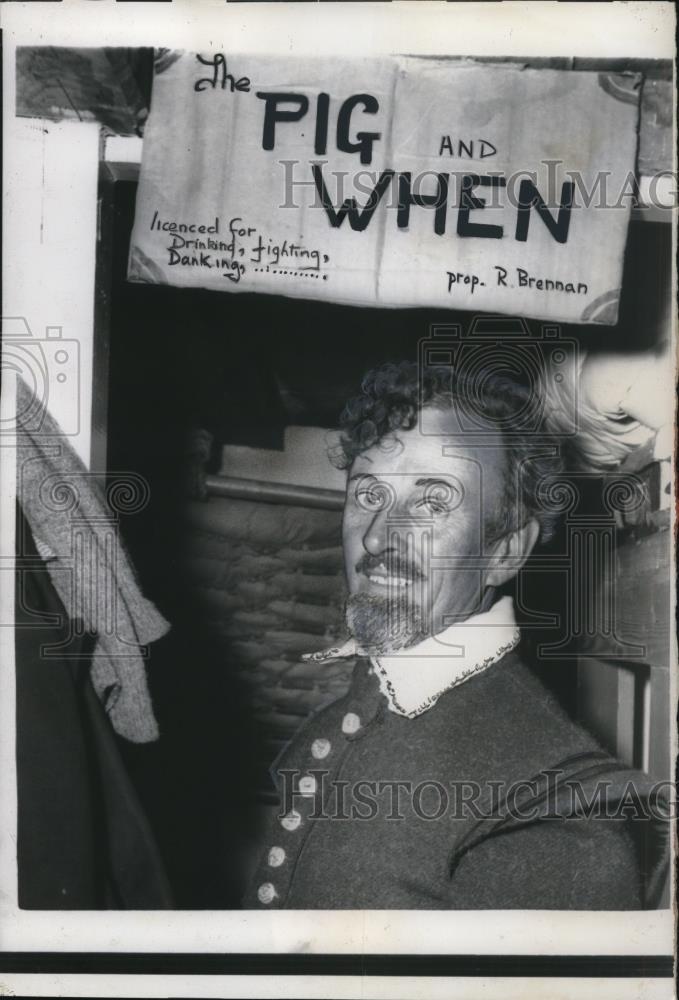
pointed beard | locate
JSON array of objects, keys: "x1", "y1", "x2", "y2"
[{"x1": 344, "y1": 590, "x2": 428, "y2": 655}]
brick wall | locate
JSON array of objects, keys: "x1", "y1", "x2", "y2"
[{"x1": 185, "y1": 496, "x2": 355, "y2": 799}]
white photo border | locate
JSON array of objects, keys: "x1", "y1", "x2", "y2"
[{"x1": 0, "y1": 2, "x2": 676, "y2": 994}]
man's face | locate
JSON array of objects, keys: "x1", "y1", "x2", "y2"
[{"x1": 342, "y1": 407, "x2": 506, "y2": 654}]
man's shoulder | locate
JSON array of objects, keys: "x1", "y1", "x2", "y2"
[
  {"x1": 432, "y1": 648, "x2": 603, "y2": 763},
  {"x1": 448, "y1": 810, "x2": 645, "y2": 909}
]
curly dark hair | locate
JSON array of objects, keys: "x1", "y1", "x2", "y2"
[{"x1": 331, "y1": 361, "x2": 564, "y2": 544}]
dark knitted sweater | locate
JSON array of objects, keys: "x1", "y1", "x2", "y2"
[{"x1": 244, "y1": 651, "x2": 666, "y2": 909}]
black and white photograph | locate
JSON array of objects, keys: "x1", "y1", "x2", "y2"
[{"x1": 0, "y1": 2, "x2": 676, "y2": 997}]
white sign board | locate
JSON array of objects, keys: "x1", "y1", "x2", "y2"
[{"x1": 129, "y1": 52, "x2": 641, "y2": 325}]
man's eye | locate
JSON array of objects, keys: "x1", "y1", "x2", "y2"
[
  {"x1": 416, "y1": 498, "x2": 448, "y2": 515},
  {"x1": 356, "y1": 488, "x2": 385, "y2": 510},
  {"x1": 354, "y1": 479, "x2": 394, "y2": 512},
  {"x1": 415, "y1": 482, "x2": 462, "y2": 515}
]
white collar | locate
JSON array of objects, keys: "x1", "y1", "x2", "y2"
[{"x1": 302, "y1": 596, "x2": 520, "y2": 719}]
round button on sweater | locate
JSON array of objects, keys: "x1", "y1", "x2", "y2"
[{"x1": 341, "y1": 712, "x2": 361, "y2": 735}]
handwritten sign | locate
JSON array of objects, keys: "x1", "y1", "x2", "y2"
[{"x1": 128, "y1": 52, "x2": 641, "y2": 325}]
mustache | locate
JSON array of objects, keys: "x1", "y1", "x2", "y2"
[{"x1": 355, "y1": 553, "x2": 426, "y2": 581}]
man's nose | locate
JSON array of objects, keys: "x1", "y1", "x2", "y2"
[
  {"x1": 362, "y1": 507, "x2": 392, "y2": 557},
  {"x1": 362, "y1": 509, "x2": 427, "y2": 565}
]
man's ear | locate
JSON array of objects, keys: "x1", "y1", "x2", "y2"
[{"x1": 485, "y1": 519, "x2": 540, "y2": 588}]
